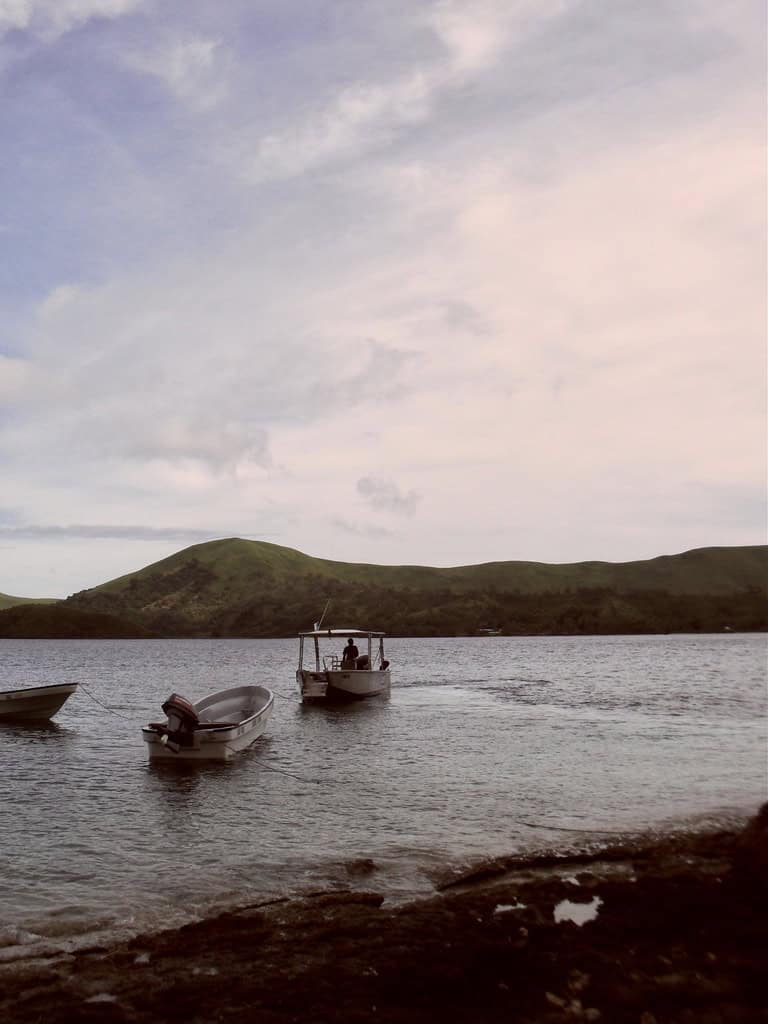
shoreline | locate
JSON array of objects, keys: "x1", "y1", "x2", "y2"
[{"x1": 2, "y1": 808, "x2": 765, "y2": 1023}]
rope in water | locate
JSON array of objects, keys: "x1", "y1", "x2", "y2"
[
  {"x1": 79, "y1": 683, "x2": 138, "y2": 721},
  {"x1": 249, "y1": 755, "x2": 324, "y2": 784}
]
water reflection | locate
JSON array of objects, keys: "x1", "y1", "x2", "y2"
[
  {"x1": 143, "y1": 756, "x2": 234, "y2": 790},
  {"x1": 300, "y1": 693, "x2": 391, "y2": 719},
  {"x1": 141, "y1": 737, "x2": 277, "y2": 828},
  {"x1": 0, "y1": 719, "x2": 71, "y2": 743}
]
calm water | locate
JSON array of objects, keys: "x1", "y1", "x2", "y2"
[{"x1": 0, "y1": 634, "x2": 765, "y2": 961}]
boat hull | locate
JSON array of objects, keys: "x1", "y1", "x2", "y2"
[
  {"x1": 0, "y1": 682, "x2": 78, "y2": 721},
  {"x1": 298, "y1": 668, "x2": 390, "y2": 702},
  {"x1": 142, "y1": 684, "x2": 274, "y2": 761}
]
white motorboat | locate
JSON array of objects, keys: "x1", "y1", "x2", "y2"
[
  {"x1": 296, "y1": 628, "x2": 391, "y2": 702},
  {"x1": 142, "y1": 684, "x2": 274, "y2": 761},
  {"x1": 0, "y1": 682, "x2": 78, "y2": 721}
]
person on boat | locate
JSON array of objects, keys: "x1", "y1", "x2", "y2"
[{"x1": 342, "y1": 638, "x2": 359, "y2": 668}]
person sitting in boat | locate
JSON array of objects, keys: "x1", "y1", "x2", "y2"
[{"x1": 342, "y1": 638, "x2": 359, "y2": 668}]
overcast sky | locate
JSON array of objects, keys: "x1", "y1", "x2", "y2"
[{"x1": 1, "y1": 0, "x2": 765, "y2": 598}]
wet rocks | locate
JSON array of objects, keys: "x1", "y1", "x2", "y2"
[
  {"x1": 1, "y1": 812, "x2": 766, "y2": 1023},
  {"x1": 731, "y1": 802, "x2": 768, "y2": 890}
]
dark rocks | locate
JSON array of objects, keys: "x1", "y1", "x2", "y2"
[
  {"x1": 1, "y1": 816, "x2": 766, "y2": 1023},
  {"x1": 731, "y1": 802, "x2": 768, "y2": 891},
  {"x1": 344, "y1": 857, "x2": 377, "y2": 877}
]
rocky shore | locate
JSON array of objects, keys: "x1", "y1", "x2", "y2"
[{"x1": 3, "y1": 808, "x2": 766, "y2": 1023}]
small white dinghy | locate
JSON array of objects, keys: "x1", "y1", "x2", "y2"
[
  {"x1": 142, "y1": 684, "x2": 274, "y2": 761},
  {"x1": 0, "y1": 682, "x2": 78, "y2": 721}
]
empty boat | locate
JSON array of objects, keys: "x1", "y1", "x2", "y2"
[
  {"x1": 0, "y1": 682, "x2": 78, "y2": 721},
  {"x1": 142, "y1": 684, "x2": 274, "y2": 761}
]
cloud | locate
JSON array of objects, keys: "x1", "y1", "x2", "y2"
[
  {"x1": 3, "y1": 273, "x2": 418, "y2": 492},
  {"x1": 357, "y1": 477, "x2": 421, "y2": 517},
  {"x1": 0, "y1": 353, "x2": 30, "y2": 398},
  {"x1": 337, "y1": 341, "x2": 418, "y2": 405},
  {"x1": 0, "y1": 0, "x2": 142, "y2": 40},
  {"x1": 0, "y1": 523, "x2": 231, "y2": 541},
  {"x1": 243, "y1": 0, "x2": 572, "y2": 184},
  {"x1": 246, "y1": 69, "x2": 437, "y2": 183},
  {"x1": 123, "y1": 35, "x2": 229, "y2": 111},
  {"x1": 426, "y1": 0, "x2": 567, "y2": 72},
  {"x1": 330, "y1": 518, "x2": 395, "y2": 539}
]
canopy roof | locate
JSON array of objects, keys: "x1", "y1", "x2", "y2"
[{"x1": 298, "y1": 628, "x2": 386, "y2": 638}]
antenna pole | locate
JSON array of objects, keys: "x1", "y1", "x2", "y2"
[{"x1": 314, "y1": 599, "x2": 331, "y2": 632}]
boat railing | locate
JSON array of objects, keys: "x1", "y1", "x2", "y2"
[{"x1": 318, "y1": 644, "x2": 389, "y2": 672}]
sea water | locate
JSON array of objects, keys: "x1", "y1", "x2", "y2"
[{"x1": 0, "y1": 634, "x2": 765, "y2": 961}]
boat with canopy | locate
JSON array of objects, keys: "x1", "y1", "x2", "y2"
[{"x1": 296, "y1": 628, "x2": 391, "y2": 702}]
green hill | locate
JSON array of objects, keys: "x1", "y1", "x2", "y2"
[
  {"x1": 62, "y1": 539, "x2": 768, "y2": 637},
  {"x1": 0, "y1": 592, "x2": 59, "y2": 611},
  {"x1": 0, "y1": 604, "x2": 156, "y2": 639}
]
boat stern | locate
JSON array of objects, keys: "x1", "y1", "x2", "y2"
[{"x1": 297, "y1": 669, "x2": 329, "y2": 701}]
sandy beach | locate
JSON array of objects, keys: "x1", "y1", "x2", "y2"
[{"x1": 2, "y1": 806, "x2": 765, "y2": 1023}]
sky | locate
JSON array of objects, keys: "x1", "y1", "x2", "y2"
[{"x1": 0, "y1": 0, "x2": 766, "y2": 598}]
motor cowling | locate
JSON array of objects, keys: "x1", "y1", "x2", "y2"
[{"x1": 161, "y1": 693, "x2": 199, "y2": 734}]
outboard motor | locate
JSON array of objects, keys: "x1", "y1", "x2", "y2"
[{"x1": 160, "y1": 693, "x2": 198, "y2": 750}]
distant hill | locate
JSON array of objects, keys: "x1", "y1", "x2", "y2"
[
  {"x1": 63, "y1": 539, "x2": 768, "y2": 637},
  {"x1": 0, "y1": 592, "x2": 59, "y2": 611},
  {"x1": 0, "y1": 604, "x2": 156, "y2": 639}
]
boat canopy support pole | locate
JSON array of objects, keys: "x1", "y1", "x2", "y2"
[
  {"x1": 298, "y1": 636, "x2": 304, "y2": 670},
  {"x1": 313, "y1": 636, "x2": 320, "y2": 672}
]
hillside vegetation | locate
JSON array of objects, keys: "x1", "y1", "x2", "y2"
[
  {"x1": 60, "y1": 539, "x2": 768, "y2": 638},
  {"x1": 0, "y1": 592, "x2": 58, "y2": 611},
  {"x1": 0, "y1": 604, "x2": 156, "y2": 639}
]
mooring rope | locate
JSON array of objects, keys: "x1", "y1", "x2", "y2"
[
  {"x1": 78, "y1": 684, "x2": 140, "y2": 721},
  {"x1": 80, "y1": 685, "x2": 301, "y2": 719},
  {"x1": 248, "y1": 755, "x2": 324, "y2": 784}
]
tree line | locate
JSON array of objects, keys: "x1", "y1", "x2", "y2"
[
  {"x1": 52, "y1": 565, "x2": 768, "y2": 638},
  {"x1": 214, "y1": 580, "x2": 767, "y2": 638}
]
